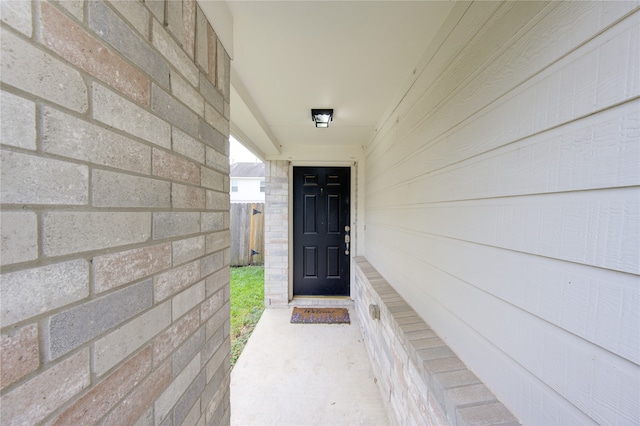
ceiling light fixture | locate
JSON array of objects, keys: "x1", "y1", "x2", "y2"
[{"x1": 311, "y1": 109, "x2": 333, "y2": 128}]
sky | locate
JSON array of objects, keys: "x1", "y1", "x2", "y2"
[{"x1": 229, "y1": 135, "x2": 261, "y2": 164}]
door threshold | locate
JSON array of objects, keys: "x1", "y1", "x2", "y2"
[{"x1": 289, "y1": 296, "x2": 354, "y2": 308}]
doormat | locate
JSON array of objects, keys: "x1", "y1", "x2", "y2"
[{"x1": 290, "y1": 307, "x2": 350, "y2": 324}]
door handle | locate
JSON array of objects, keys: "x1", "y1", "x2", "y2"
[{"x1": 344, "y1": 225, "x2": 350, "y2": 256}]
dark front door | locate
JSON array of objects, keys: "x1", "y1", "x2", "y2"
[{"x1": 293, "y1": 167, "x2": 350, "y2": 296}]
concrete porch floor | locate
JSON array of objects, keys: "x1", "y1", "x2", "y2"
[{"x1": 230, "y1": 307, "x2": 390, "y2": 426}]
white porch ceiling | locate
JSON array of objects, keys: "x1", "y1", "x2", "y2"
[{"x1": 202, "y1": 1, "x2": 455, "y2": 159}]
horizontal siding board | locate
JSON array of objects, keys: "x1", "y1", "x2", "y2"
[
  {"x1": 368, "y1": 187, "x2": 639, "y2": 274},
  {"x1": 367, "y1": 15, "x2": 639, "y2": 193},
  {"x1": 366, "y1": 1, "x2": 502, "y2": 163},
  {"x1": 363, "y1": 3, "x2": 640, "y2": 424},
  {"x1": 367, "y1": 223, "x2": 639, "y2": 364},
  {"x1": 365, "y1": 230, "x2": 639, "y2": 425},
  {"x1": 367, "y1": 101, "x2": 639, "y2": 206},
  {"x1": 368, "y1": 1, "x2": 638, "y2": 170}
]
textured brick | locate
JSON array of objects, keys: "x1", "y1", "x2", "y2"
[
  {"x1": 94, "y1": 301, "x2": 171, "y2": 376},
  {"x1": 206, "y1": 146, "x2": 230, "y2": 173},
  {"x1": 52, "y1": 347, "x2": 152, "y2": 425},
  {"x1": 43, "y1": 212, "x2": 151, "y2": 256},
  {"x1": 155, "y1": 353, "x2": 201, "y2": 424},
  {"x1": 195, "y1": 5, "x2": 208, "y2": 70},
  {"x1": 0, "y1": 259, "x2": 89, "y2": 326},
  {"x1": 89, "y1": 0, "x2": 169, "y2": 87},
  {"x1": 94, "y1": 243, "x2": 171, "y2": 293},
  {"x1": 145, "y1": 0, "x2": 164, "y2": 20},
  {"x1": 201, "y1": 166, "x2": 225, "y2": 191},
  {"x1": 201, "y1": 252, "x2": 224, "y2": 278},
  {"x1": 153, "y1": 148, "x2": 200, "y2": 184},
  {"x1": 205, "y1": 302, "x2": 229, "y2": 340},
  {"x1": 199, "y1": 120, "x2": 227, "y2": 153},
  {"x1": 133, "y1": 407, "x2": 153, "y2": 426},
  {"x1": 0, "y1": 150, "x2": 88, "y2": 205},
  {"x1": 56, "y1": 0, "x2": 83, "y2": 21},
  {"x1": 173, "y1": 327, "x2": 205, "y2": 378},
  {"x1": 93, "y1": 169, "x2": 170, "y2": 208},
  {"x1": 433, "y1": 369, "x2": 482, "y2": 408},
  {"x1": 152, "y1": 83, "x2": 199, "y2": 137},
  {"x1": 201, "y1": 212, "x2": 226, "y2": 232},
  {"x1": 218, "y1": 42, "x2": 230, "y2": 99},
  {"x1": 173, "y1": 72, "x2": 205, "y2": 116},
  {"x1": 0, "y1": 349, "x2": 90, "y2": 425},
  {"x1": 43, "y1": 107, "x2": 151, "y2": 174},
  {"x1": 0, "y1": 90, "x2": 36, "y2": 150},
  {"x1": 205, "y1": 337, "x2": 229, "y2": 381},
  {"x1": 173, "y1": 280, "x2": 206, "y2": 320},
  {"x1": 173, "y1": 127, "x2": 205, "y2": 164},
  {"x1": 200, "y1": 72, "x2": 224, "y2": 114},
  {"x1": 201, "y1": 325, "x2": 224, "y2": 371},
  {"x1": 152, "y1": 20, "x2": 199, "y2": 86},
  {"x1": 153, "y1": 212, "x2": 201, "y2": 240},
  {"x1": 1, "y1": 0, "x2": 31, "y2": 36},
  {"x1": 93, "y1": 83, "x2": 171, "y2": 148},
  {"x1": 154, "y1": 261, "x2": 201, "y2": 302},
  {"x1": 48, "y1": 280, "x2": 153, "y2": 360},
  {"x1": 109, "y1": 0, "x2": 149, "y2": 38},
  {"x1": 183, "y1": 0, "x2": 197, "y2": 59},
  {"x1": 200, "y1": 290, "x2": 225, "y2": 322},
  {"x1": 166, "y1": 0, "x2": 183, "y2": 44},
  {"x1": 172, "y1": 183, "x2": 206, "y2": 209},
  {"x1": 206, "y1": 189, "x2": 230, "y2": 210},
  {"x1": 173, "y1": 235, "x2": 206, "y2": 266},
  {"x1": 434, "y1": 369, "x2": 481, "y2": 390},
  {"x1": 104, "y1": 360, "x2": 171, "y2": 425},
  {"x1": 174, "y1": 370, "x2": 205, "y2": 425},
  {"x1": 154, "y1": 309, "x2": 200, "y2": 365},
  {"x1": 205, "y1": 231, "x2": 230, "y2": 254},
  {"x1": 41, "y1": 2, "x2": 150, "y2": 105},
  {"x1": 456, "y1": 401, "x2": 519, "y2": 426},
  {"x1": 205, "y1": 267, "x2": 229, "y2": 297},
  {"x1": 205, "y1": 102, "x2": 229, "y2": 135},
  {"x1": 0, "y1": 211, "x2": 37, "y2": 266},
  {"x1": 203, "y1": 358, "x2": 228, "y2": 422},
  {"x1": 0, "y1": 324, "x2": 39, "y2": 389},
  {"x1": 181, "y1": 397, "x2": 203, "y2": 426},
  {"x1": 423, "y1": 356, "x2": 467, "y2": 376},
  {"x1": 444, "y1": 384, "x2": 496, "y2": 416},
  {"x1": 0, "y1": 27, "x2": 87, "y2": 112},
  {"x1": 208, "y1": 25, "x2": 218, "y2": 85}
]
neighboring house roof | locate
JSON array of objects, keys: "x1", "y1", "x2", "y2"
[{"x1": 230, "y1": 162, "x2": 264, "y2": 178}]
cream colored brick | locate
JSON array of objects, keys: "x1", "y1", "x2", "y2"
[
  {"x1": 93, "y1": 301, "x2": 171, "y2": 376},
  {"x1": 172, "y1": 280, "x2": 206, "y2": 320},
  {"x1": 43, "y1": 212, "x2": 151, "y2": 257},
  {"x1": 1, "y1": 90, "x2": 35, "y2": 150},
  {"x1": 1, "y1": 260, "x2": 89, "y2": 326},
  {"x1": 1, "y1": 150, "x2": 88, "y2": 205},
  {"x1": 0, "y1": 211, "x2": 37, "y2": 266}
]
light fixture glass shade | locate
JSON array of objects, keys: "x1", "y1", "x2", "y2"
[{"x1": 311, "y1": 109, "x2": 333, "y2": 128}]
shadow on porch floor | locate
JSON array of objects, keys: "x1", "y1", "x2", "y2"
[{"x1": 230, "y1": 307, "x2": 390, "y2": 425}]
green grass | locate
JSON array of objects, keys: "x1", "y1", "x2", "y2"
[{"x1": 230, "y1": 266, "x2": 265, "y2": 368}]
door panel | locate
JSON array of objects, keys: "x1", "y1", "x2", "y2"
[{"x1": 293, "y1": 167, "x2": 350, "y2": 296}]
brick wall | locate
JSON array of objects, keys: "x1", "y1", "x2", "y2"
[
  {"x1": 354, "y1": 258, "x2": 520, "y2": 426},
  {"x1": 263, "y1": 160, "x2": 289, "y2": 306},
  {"x1": 0, "y1": 1, "x2": 231, "y2": 424}
]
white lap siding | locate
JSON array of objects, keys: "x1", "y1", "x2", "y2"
[{"x1": 363, "y1": 2, "x2": 640, "y2": 424}]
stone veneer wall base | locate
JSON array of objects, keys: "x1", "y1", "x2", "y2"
[{"x1": 354, "y1": 257, "x2": 520, "y2": 426}]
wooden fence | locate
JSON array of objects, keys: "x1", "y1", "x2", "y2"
[{"x1": 230, "y1": 203, "x2": 264, "y2": 266}]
